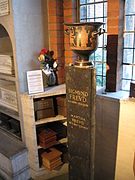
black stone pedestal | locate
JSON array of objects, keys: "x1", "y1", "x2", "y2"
[{"x1": 66, "y1": 65, "x2": 96, "y2": 180}]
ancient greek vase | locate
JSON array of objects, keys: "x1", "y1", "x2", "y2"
[{"x1": 65, "y1": 22, "x2": 105, "y2": 66}]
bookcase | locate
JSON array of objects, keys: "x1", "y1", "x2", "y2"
[{"x1": 21, "y1": 84, "x2": 68, "y2": 179}]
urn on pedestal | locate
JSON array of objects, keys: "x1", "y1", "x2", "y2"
[{"x1": 65, "y1": 22, "x2": 105, "y2": 66}]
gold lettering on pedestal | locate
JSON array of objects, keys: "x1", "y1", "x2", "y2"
[
  {"x1": 68, "y1": 88, "x2": 89, "y2": 107},
  {"x1": 69, "y1": 114, "x2": 88, "y2": 130}
]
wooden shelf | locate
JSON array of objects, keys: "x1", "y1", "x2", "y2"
[
  {"x1": 0, "y1": 73, "x2": 16, "y2": 82},
  {"x1": 0, "y1": 105, "x2": 20, "y2": 121},
  {"x1": 39, "y1": 163, "x2": 68, "y2": 173},
  {"x1": 35, "y1": 115, "x2": 66, "y2": 125},
  {"x1": 37, "y1": 138, "x2": 68, "y2": 149},
  {"x1": 23, "y1": 84, "x2": 66, "y2": 99}
]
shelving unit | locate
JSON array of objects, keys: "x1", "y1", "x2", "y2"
[
  {"x1": 35, "y1": 115, "x2": 67, "y2": 125},
  {"x1": 0, "y1": 73, "x2": 16, "y2": 82},
  {"x1": 21, "y1": 84, "x2": 68, "y2": 179},
  {"x1": 0, "y1": 20, "x2": 22, "y2": 138},
  {"x1": 0, "y1": 105, "x2": 19, "y2": 120},
  {"x1": 0, "y1": 0, "x2": 48, "y2": 141}
]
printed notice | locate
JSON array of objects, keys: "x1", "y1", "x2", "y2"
[
  {"x1": 0, "y1": 0, "x2": 9, "y2": 16},
  {"x1": 27, "y1": 70, "x2": 44, "y2": 94}
]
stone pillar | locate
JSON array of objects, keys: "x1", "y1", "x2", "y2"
[{"x1": 66, "y1": 65, "x2": 96, "y2": 180}]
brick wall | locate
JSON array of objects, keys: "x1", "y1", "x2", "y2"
[
  {"x1": 47, "y1": 0, "x2": 124, "y2": 90},
  {"x1": 48, "y1": 0, "x2": 65, "y2": 84},
  {"x1": 64, "y1": 0, "x2": 77, "y2": 66},
  {"x1": 48, "y1": 0, "x2": 77, "y2": 84}
]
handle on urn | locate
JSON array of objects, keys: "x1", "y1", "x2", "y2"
[
  {"x1": 93, "y1": 28, "x2": 105, "y2": 36},
  {"x1": 65, "y1": 28, "x2": 70, "y2": 35}
]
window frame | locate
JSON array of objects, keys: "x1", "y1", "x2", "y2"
[
  {"x1": 78, "y1": 0, "x2": 107, "y2": 87},
  {"x1": 121, "y1": 0, "x2": 135, "y2": 91}
]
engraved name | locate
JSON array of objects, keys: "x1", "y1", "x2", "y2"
[
  {"x1": 68, "y1": 88, "x2": 88, "y2": 104},
  {"x1": 69, "y1": 114, "x2": 88, "y2": 130}
]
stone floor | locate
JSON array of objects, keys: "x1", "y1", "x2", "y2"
[
  {"x1": 49, "y1": 174, "x2": 68, "y2": 180},
  {"x1": 0, "y1": 174, "x2": 68, "y2": 180}
]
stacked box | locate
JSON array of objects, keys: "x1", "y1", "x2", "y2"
[
  {"x1": 39, "y1": 128, "x2": 57, "y2": 149},
  {"x1": 48, "y1": 122, "x2": 67, "y2": 140},
  {"x1": 34, "y1": 98, "x2": 55, "y2": 120},
  {"x1": 41, "y1": 148, "x2": 62, "y2": 170},
  {"x1": 0, "y1": 54, "x2": 15, "y2": 75},
  {"x1": 0, "y1": 130, "x2": 30, "y2": 180},
  {"x1": 57, "y1": 96, "x2": 66, "y2": 117},
  {"x1": 0, "y1": 80, "x2": 17, "y2": 111}
]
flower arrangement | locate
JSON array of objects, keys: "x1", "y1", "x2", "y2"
[{"x1": 38, "y1": 48, "x2": 58, "y2": 86}]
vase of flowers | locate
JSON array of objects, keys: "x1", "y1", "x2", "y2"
[{"x1": 38, "y1": 48, "x2": 58, "y2": 86}]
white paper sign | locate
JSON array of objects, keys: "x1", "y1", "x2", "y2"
[
  {"x1": 27, "y1": 70, "x2": 44, "y2": 94},
  {"x1": 0, "y1": 0, "x2": 9, "y2": 16}
]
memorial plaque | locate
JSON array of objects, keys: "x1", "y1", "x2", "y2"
[{"x1": 66, "y1": 65, "x2": 96, "y2": 180}]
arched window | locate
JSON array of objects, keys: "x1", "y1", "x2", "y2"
[
  {"x1": 79, "y1": 0, "x2": 107, "y2": 87},
  {"x1": 122, "y1": 0, "x2": 135, "y2": 91}
]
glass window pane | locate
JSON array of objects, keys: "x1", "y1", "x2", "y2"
[
  {"x1": 88, "y1": 18, "x2": 95, "y2": 22},
  {"x1": 80, "y1": 19, "x2": 86, "y2": 22},
  {"x1": 103, "y1": 18, "x2": 107, "y2": 32},
  {"x1": 103, "y1": 63, "x2": 106, "y2": 76},
  {"x1": 133, "y1": 67, "x2": 135, "y2": 80},
  {"x1": 80, "y1": 0, "x2": 107, "y2": 88},
  {"x1": 98, "y1": 34, "x2": 103, "y2": 47},
  {"x1": 87, "y1": 0, "x2": 94, "y2": 3},
  {"x1": 90, "y1": 53, "x2": 95, "y2": 61},
  {"x1": 87, "y1": 5, "x2": 94, "y2": 18},
  {"x1": 80, "y1": 6, "x2": 87, "y2": 20},
  {"x1": 123, "y1": 49, "x2": 133, "y2": 64},
  {"x1": 121, "y1": 79, "x2": 131, "y2": 91},
  {"x1": 95, "y1": 0, "x2": 104, "y2": 2},
  {"x1": 125, "y1": 16, "x2": 135, "y2": 31},
  {"x1": 122, "y1": 65, "x2": 132, "y2": 79},
  {"x1": 103, "y1": 77, "x2": 106, "y2": 87},
  {"x1": 95, "y1": 48, "x2": 102, "y2": 61},
  {"x1": 134, "y1": 50, "x2": 135, "y2": 63},
  {"x1": 95, "y1": 3, "x2": 103, "y2": 18},
  {"x1": 96, "y1": 76, "x2": 103, "y2": 87},
  {"x1": 124, "y1": 33, "x2": 134, "y2": 48},
  {"x1": 104, "y1": 33, "x2": 107, "y2": 45},
  {"x1": 103, "y1": 49, "x2": 107, "y2": 62},
  {"x1": 125, "y1": 0, "x2": 135, "y2": 15},
  {"x1": 104, "y1": 2, "x2": 107, "y2": 17},
  {"x1": 95, "y1": 17, "x2": 103, "y2": 23},
  {"x1": 95, "y1": 62, "x2": 102, "y2": 75},
  {"x1": 80, "y1": 0, "x2": 87, "y2": 4}
]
